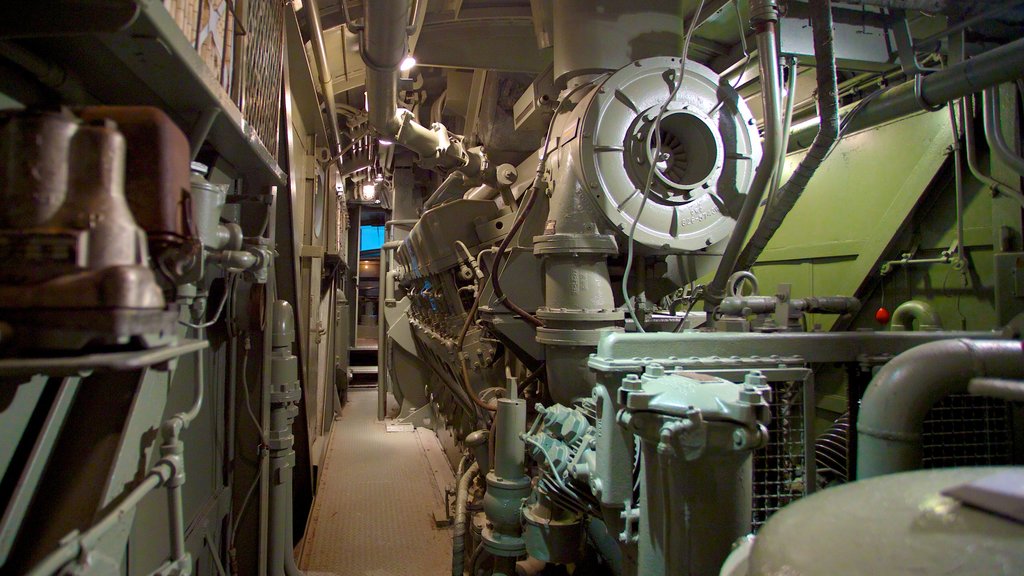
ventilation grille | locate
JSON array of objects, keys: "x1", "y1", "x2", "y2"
[
  {"x1": 752, "y1": 379, "x2": 807, "y2": 530},
  {"x1": 242, "y1": 0, "x2": 284, "y2": 159},
  {"x1": 922, "y1": 393, "x2": 1016, "y2": 468}
]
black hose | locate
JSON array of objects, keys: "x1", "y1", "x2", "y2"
[{"x1": 733, "y1": 0, "x2": 840, "y2": 274}]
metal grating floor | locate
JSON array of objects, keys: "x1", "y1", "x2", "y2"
[{"x1": 298, "y1": 389, "x2": 454, "y2": 576}]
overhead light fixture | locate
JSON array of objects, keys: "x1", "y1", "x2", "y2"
[
  {"x1": 400, "y1": 56, "x2": 417, "y2": 72},
  {"x1": 379, "y1": 139, "x2": 393, "y2": 146},
  {"x1": 374, "y1": 174, "x2": 384, "y2": 182},
  {"x1": 361, "y1": 183, "x2": 377, "y2": 201}
]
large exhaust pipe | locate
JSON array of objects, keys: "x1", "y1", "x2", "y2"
[
  {"x1": 358, "y1": 0, "x2": 490, "y2": 181},
  {"x1": 732, "y1": 0, "x2": 840, "y2": 275}
]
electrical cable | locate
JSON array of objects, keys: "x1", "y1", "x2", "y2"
[
  {"x1": 229, "y1": 467, "x2": 263, "y2": 553},
  {"x1": 489, "y1": 77, "x2": 607, "y2": 328},
  {"x1": 181, "y1": 273, "x2": 238, "y2": 329},
  {"x1": 240, "y1": 345, "x2": 266, "y2": 443},
  {"x1": 455, "y1": 80, "x2": 606, "y2": 414},
  {"x1": 621, "y1": 0, "x2": 706, "y2": 333}
]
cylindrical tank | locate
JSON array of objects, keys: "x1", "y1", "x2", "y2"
[{"x1": 740, "y1": 467, "x2": 1024, "y2": 575}]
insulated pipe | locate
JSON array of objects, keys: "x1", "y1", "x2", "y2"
[
  {"x1": 890, "y1": 299, "x2": 943, "y2": 331},
  {"x1": 452, "y1": 461, "x2": 481, "y2": 576},
  {"x1": 787, "y1": 37, "x2": 1024, "y2": 149},
  {"x1": 706, "y1": 0, "x2": 783, "y2": 307},
  {"x1": 982, "y1": 87, "x2": 1024, "y2": 177},
  {"x1": 856, "y1": 339, "x2": 1024, "y2": 479},
  {"x1": 733, "y1": 0, "x2": 839, "y2": 276},
  {"x1": 305, "y1": 0, "x2": 343, "y2": 161}
]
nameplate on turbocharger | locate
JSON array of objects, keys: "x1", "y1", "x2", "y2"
[{"x1": 0, "y1": 230, "x2": 87, "y2": 267}]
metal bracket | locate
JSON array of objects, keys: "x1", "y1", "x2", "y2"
[{"x1": 891, "y1": 10, "x2": 939, "y2": 77}]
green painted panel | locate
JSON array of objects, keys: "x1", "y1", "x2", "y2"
[{"x1": 751, "y1": 110, "x2": 955, "y2": 329}]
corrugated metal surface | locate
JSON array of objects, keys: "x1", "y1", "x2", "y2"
[{"x1": 299, "y1": 390, "x2": 453, "y2": 576}]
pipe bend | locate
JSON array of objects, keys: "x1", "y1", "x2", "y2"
[
  {"x1": 983, "y1": 88, "x2": 1024, "y2": 177},
  {"x1": 890, "y1": 300, "x2": 943, "y2": 332},
  {"x1": 857, "y1": 338, "x2": 1024, "y2": 478}
]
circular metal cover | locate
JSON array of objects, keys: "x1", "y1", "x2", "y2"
[
  {"x1": 578, "y1": 57, "x2": 760, "y2": 252},
  {"x1": 749, "y1": 467, "x2": 1024, "y2": 575}
]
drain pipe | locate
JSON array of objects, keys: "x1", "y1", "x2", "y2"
[
  {"x1": 856, "y1": 338, "x2": 1024, "y2": 479},
  {"x1": 733, "y1": 0, "x2": 839, "y2": 276},
  {"x1": 268, "y1": 300, "x2": 305, "y2": 576},
  {"x1": 705, "y1": 0, "x2": 784, "y2": 307},
  {"x1": 982, "y1": 87, "x2": 1024, "y2": 177},
  {"x1": 305, "y1": 0, "x2": 343, "y2": 164}
]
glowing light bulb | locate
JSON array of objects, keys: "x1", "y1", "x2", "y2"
[{"x1": 400, "y1": 56, "x2": 417, "y2": 72}]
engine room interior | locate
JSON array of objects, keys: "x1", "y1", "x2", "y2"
[{"x1": 1, "y1": 1, "x2": 1024, "y2": 575}]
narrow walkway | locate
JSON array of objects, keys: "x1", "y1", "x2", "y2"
[{"x1": 299, "y1": 389, "x2": 455, "y2": 576}]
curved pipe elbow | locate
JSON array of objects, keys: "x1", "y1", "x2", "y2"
[
  {"x1": 890, "y1": 299, "x2": 943, "y2": 331},
  {"x1": 857, "y1": 338, "x2": 1024, "y2": 479}
]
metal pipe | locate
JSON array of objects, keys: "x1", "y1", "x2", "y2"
[
  {"x1": 284, "y1": 481, "x2": 305, "y2": 576},
  {"x1": 856, "y1": 339, "x2": 1024, "y2": 479},
  {"x1": 788, "y1": 37, "x2": 1024, "y2": 148},
  {"x1": 982, "y1": 87, "x2": 1024, "y2": 177},
  {"x1": 377, "y1": 232, "x2": 401, "y2": 420},
  {"x1": 962, "y1": 97, "x2": 1024, "y2": 209},
  {"x1": 423, "y1": 171, "x2": 469, "y2": 210},
  {"x1": 25, "y1": 466, "x2": 171, "y2": 576},
  {"x1": 916, "y1": 1, "x2": 1024, "y2": 49},
  {"x1": 452, "y1": 461, "x2": 481, "y2": 576},
  {"x1": 167, "y1": 471, "x2": 187, "y2": 563},
  {"x1": 180, "y1": 326, "x2": 207, "y2": 424},
  {"x1": 969, "y1": 377, "x2": 1024, "y2": 402},
  {"x1": 733, "y1": 0, "x2": 839, "y2": 277},
  {"x1": 360, "y1": 0, "x2": 489, "y2": 178},
  {"x1": 362, "y1": 0, "x2": 408, "y2": 136},
  {"x1": 494, "y1": 397, "x2": 527, "y2": 480},
  {"x1": 841, "y1": 0, "x2": 962, "y2": 13},
  {"x1": 890, "y1": 299, "x2": 943, "y2": 331},
  {"x1": 305, "y1": 0, "x2": 343, "y2": 162},
  {"x1": 706, "y1": 0, "x2": 783, "y2": 306},
  {"x1": 268, "y1": 300, "x2": 304, "y2": 576},
  {"x1": 768, "y1": 56, "x2": 799, "y2": 206},
  {"x1": 950, "y1": 103, "x2": 967, "y2": 265}
]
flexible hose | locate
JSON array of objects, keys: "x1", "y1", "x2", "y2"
[
  {"x1": 733, "y1": 0, "x2": 839, "y2": 276},
  {"x1": 815, "y1": 412, "x2": 850, "y2": 484},
  {"x1": 452, "y1": 461, "x2": 481, "y2": 576}
]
